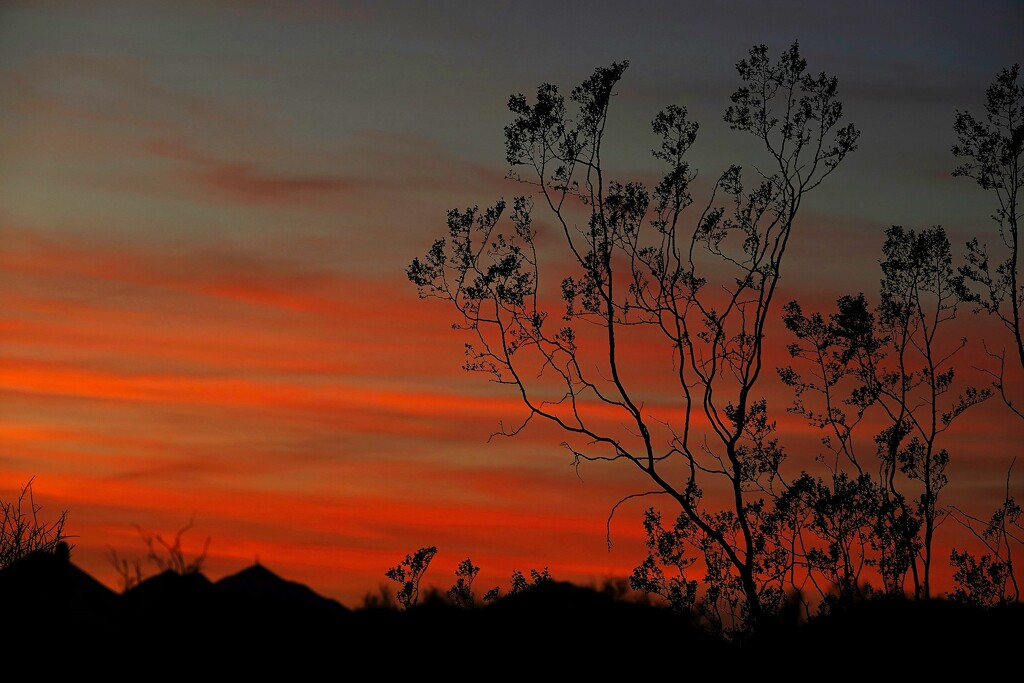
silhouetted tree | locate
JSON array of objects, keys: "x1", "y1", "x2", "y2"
[
  {"x1": 0, "y1": 477, "x2": 70, "y2": 569},
  {"x1": 954, "y1": 64, "x2": 1023, "y2": 418},
  {"x1": 385, "y1": 546, "x2": 437, "y2": 610},
  {"x1": 781, "y1": 226, "x2": 991, "y2": 602},
  {"x1": 409, "y1": 42, "x2": 859, "y2": 631},
  {"x1": 949, "y1": 459, "x2": 1022, "y2": 606}
]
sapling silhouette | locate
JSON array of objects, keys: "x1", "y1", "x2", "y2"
[
  {"x1": 385, "y1": 546, "x2": 437, "y2": 609},
  {"x1": 447, "y1": 556, "x2": 480, "y2": 608}
]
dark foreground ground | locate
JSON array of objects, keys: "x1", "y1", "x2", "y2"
[{"x1": 1, "y1": 549, "x2": 1019, "y2": 676}]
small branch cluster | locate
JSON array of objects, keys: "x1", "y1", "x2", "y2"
[
  {"x1": 107, "y1": 517, "x2": 211, "y2": 592},
  {"x1": 0, "y1": 477, "x2": 70, "y2": 570}
]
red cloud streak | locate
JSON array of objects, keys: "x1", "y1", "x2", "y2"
[{"x1": 1, "y1": 225, "x2": 1021, "y2": 607}]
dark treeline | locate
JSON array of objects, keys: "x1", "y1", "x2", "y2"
[{"x1": 0, "y1": 541, "x2": 1019, "y2": 674}]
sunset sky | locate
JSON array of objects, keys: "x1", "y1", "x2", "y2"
[{"x1": 2, "y1": 0, "x2": 1022, "y2": 606}]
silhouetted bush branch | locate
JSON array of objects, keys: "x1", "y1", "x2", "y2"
[
  {"x1": 108, "y1": 548, "x2": 144, "y2": 592},
  {"x1": 136, "y1": 517, "x2": 210, "y2": 575},
  {"x1": 0, "y1": 477, "x2": 71, "y2": 569},
  {"x1": 107, "y1": 517, "x2": 211, "y2": 591}
]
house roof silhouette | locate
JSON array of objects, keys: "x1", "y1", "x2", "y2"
[
  {"x1": 216, "y1": 562, "x2": 348, "y2": 613},
  {"x1": 0, "y1": 542, "x2": 116, "y2": 612}
]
